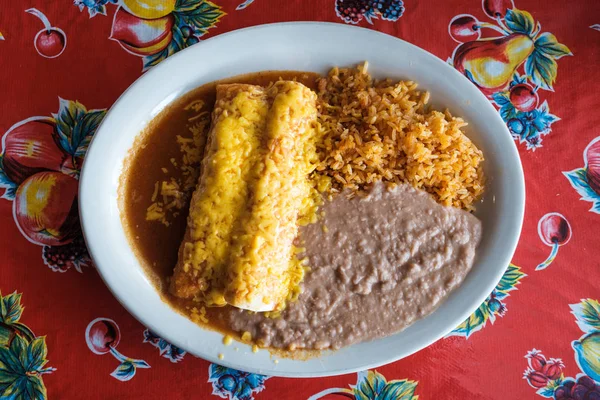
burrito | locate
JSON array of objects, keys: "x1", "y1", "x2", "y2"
[
  {"x1": 170, "y1": 83, "x2": 268, "y2": 305},
  {"x1": 224, "y1": 81, "x2": 318, "y2": 311},
  {"x1": 170, "y1": 80, "x2": 317, "y2": 312}
]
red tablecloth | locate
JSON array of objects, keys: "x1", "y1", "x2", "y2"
[{"x1": 1, "y1": 1, "x2": 599, "y2": 399}]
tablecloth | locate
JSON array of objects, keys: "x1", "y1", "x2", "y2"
[{"x1": 1, "y1": 0, "x2": 599, "y2": 399}]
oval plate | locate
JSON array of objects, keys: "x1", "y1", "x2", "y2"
[{"x1": 80, "y1": 22, "x2": 525, "y2": 378}]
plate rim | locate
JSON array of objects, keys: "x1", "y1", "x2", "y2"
[{"x1": 79, "y1": 21, "x2": 525, "y2": 378}]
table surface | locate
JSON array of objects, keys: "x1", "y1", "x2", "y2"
[{"x1": 1, "y1": 1, "x2": 599, "y2": 399}]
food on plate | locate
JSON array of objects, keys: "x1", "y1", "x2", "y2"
[
  {"x1": 170, "y1": 83, "x2": 269, "y2": 305},
  {"x1": 228, "y1": 182, "x2": 482, "y2": 350},
  {"x1": 316, "y1": 63, "x2": 484, "y2": 211},
  {"x1": 120, "y1": 65, "x2": 485, "y2": 354},
  {"x1": 223, "y1": 81, "x2": 318, "y2": 312},
  {"x1": 170, "y1": 81, "x2": 319, "y2": 312}
]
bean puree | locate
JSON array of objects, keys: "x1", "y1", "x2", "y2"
[{"x1": 227, "y1": 183, "x2": 482, "y2": 350}]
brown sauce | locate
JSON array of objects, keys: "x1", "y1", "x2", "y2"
[{"x1": 121, "y1": 71, "x2": 320, "y2": 339}]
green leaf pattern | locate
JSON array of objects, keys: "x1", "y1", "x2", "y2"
[
  {"x1": 74, "y1": 110, "x2": 106, "y2": 158},
  {"x1": 571, "y1": 299, "x2": 600, "y2": 333},
  {"x1": 51, "y1": 98, "x2": 106, "y2": 159},
  {"x1": 311, "y1": 370, "x2": 419, "y2": 400},
  {"x1": 380, "y1": 379, "x2": 419, "y2": 399},
  {"x1": 496, "y1": 264, "x2": 526, "y2": 292},
  {"x1": 142, "y1": 0, "x2": 225, "y2": 71},
  {"x1": 111, "y1": 362, "x2": 137, "y2": 382},
  {"x1": 25, "y1": 338, "x2": 47, "y2": 373},
  {"x1": 450, "y1": 305, "x2": 491, "y2": 338},
  {"x1": 535, "y1": 32, "x2": 572, "y2": 59},
  {"x1": 0, "y1": 292, "x2": 54, "y2": 400},
  {"x1": 1, "y1": 293, "x2": 23, "y2": 325},
  {"x1": 448, "y1": 264, "x2": 526, "y2": 338},
  {"x1": 52, "y1": 98, "x2": 86, "y2": 155},
  {"x1": 353, "y1": 370, "x2": 418, "y2": 400},
  {"x1": 176, "y1": 0, "x2": 225, "y2": 35},
  {"x1": 354, "y1": 370, "x2": 387, "y2": 400},
  {"x1": 525, "y1": 50, "x2": 558, "y2": 91},
  {"x1": 505, "y1": 9, "x2": 536, "y2": 35}
]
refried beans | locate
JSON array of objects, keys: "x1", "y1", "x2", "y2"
[{"x1": 227, "y1": 182, "x2": 482, "y2": 350}]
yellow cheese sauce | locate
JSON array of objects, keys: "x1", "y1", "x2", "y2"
[
  {"x1": 174, "y1": 85, "x2": 269, "y2": 305},
  {"x1": 224, "y1": 81, "x2": 319, "y2": 311}
]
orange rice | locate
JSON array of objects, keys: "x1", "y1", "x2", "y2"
[{"x1": 315, "y1": 63, "x2": 485, "y2": 210}]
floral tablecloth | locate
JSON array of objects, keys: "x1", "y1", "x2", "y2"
[{"x1": 1, "y1": 0, "x2": 599, "y2": 399}]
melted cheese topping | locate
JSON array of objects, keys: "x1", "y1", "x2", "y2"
[
  {"x1": 179, "y1": 85, "x2": 268, "y2": 305},
  {"x1": 224, "y1": 81, "x2": 318, "y2": 311},
  {"x1": 172, "y1": 81, "x2": 320, "y2": 312}
]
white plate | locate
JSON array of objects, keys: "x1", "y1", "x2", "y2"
[{"x1": 79, "y1": 22, "x2": 525, "y2": 378}]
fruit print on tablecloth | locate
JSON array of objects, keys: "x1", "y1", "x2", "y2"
[
  {"x1": 447, "y1": 263, "x2": 525, "y2": 338},
  {"x1": 140, "y1": 333, "x2": 269, "y2": 398},
  {"x1": 564, "y1": 136, "x2": 600, "y2": 214},
  {"x1": 523, "y1": 349, "x2": 566, "y2": 397},
  {"x1": 0, "y1": 98, "x2": 105, "y2": 273},
  {"x1": 522, "y1": 299, "x2": 600, "y2": 398},
  {"x1": 335, "y1": 0, "x2": 405, "y2": 25},
  {"x1": 0, "y1": 291, "x2": 55, "y2": 400},
  {"x1": 536, "y1": 213, "x2": 572, "y2": 271},
  {"x1": 448, "y1": 1, "x2": 572, "y2": 150},
  {"x1": 209, "y1": 363, "x2": 269, "y2": 400},
  {"x1": 75, "y1": 0, "x2": 226, "y2": 71},
  {"x1": 74, "y1": 0, "x2": 118, "y2": 18},
  {"x1": 85, "y1": 318, "x2": 150, "y2": 382},
  {"x1": 309, "y1": 370, "x2": 419, "y2": 399},
  {"x1": 25, "y1": 8, "x2": 67, "y2": 59},
  {"x1": 571, "y1": 300, "x2": 600, "y2": 384},
  {"x1": 236, "y1": 0, "x2": 255, "y2": 10},
  {"x1": 139, "y1": 241, "x2": 521, "y2": 351},
  {"x1": 142, "y1": 329, "x2": 186, "y2": 363}
]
